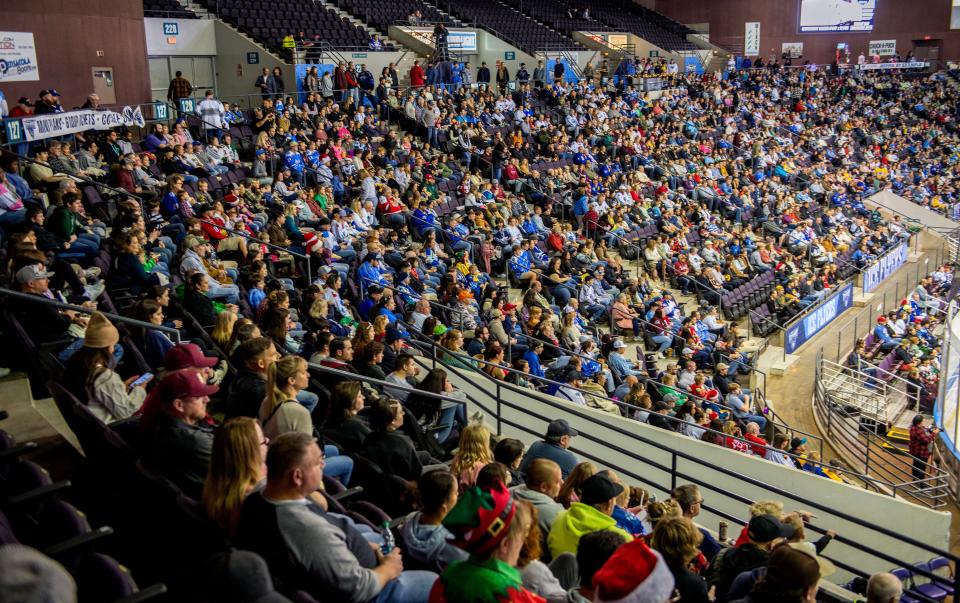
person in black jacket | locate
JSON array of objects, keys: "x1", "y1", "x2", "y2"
[
  {"x1": 362, "y1": 397, "x2": 438, "y2": 481},
  {"x1": 182, "y1": 272, "x2": 218, "y2": 328},
  {"x1": 225, "y1": 336, "x2": 279, "y2": 419},
  {"x1": 647, "y1": 400, "x2": 675, "y2": 430},
  {"x1": 476, "y1": 62, "x2": 491, "y2": 84},
  {"x1": 708, "y1": 515, "x2": 795, "y2": 602},
  {"x1": 650, "y1": 516, "x2": 710, "y2": 603},
  {"x1": 321, "y1": 381, "x2": 371, "y2": 454}
]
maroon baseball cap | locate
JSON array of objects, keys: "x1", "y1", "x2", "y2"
[
  {"x1": 164, "y1": 343, "x2": 219, "y2": 370},
  {"x1": 158, "y1": 368, "x2": 219, "y2": 401}
]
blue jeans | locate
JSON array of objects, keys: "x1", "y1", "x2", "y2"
[
  {"x1": 208, "y1": 282, "x2": 240, "y2": 304},
  {"x1": 738, "y1": 413, "x2": 767, "y2": 431},
  {"x1": 58, "y1": 338, "x2": 125, "y2": 364},
  {"x1": 374, "y1": 571, "x2": 438, "y2": 603},
  {"x1": 652, "y1": 334, "x2": 672, "y2": 353},
  {"x1": 69, "y1": 233, "x2": 101, "y2": 257},
  {"x1": 323, "y1": 444, "x2": 354, "y2": 486}
]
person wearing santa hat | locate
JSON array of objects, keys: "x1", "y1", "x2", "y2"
[{"x1": 591, "y1": 537, "x2": 677, "y2": 603}]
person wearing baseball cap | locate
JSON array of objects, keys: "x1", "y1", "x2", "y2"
[
  {"x1": 137, "y1": 343, "x2": 222, "y2": 435},
  {"x1": 146, "y1": 368, "x2": 219, "y2": 498},
  {"x1": 711, "y1": 514, "x2": 796, "y2": 600},
  {"x1": 547, "y1": 473, "x2": 634, "y2": 558},
  {"x1": 519, "y1": 419, "x2": 580, "y2": 479}
]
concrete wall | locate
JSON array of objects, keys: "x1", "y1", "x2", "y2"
[
  {"x1": 2, "y1": 0, "x2": 150, "y2": 108},
  {"x1": 429, "y1": 356, "x2": 952, "y2": 584},
  {"x1": 144, "y1": 17, "x2": 216, "y2": 56},
  {"x1": 212, "y1": 21, "x2": 285, "y2": 107},
  {"x1": 655, "y1": 0, "x2": 960, "y2": 64},
  {"x1": 475, "y1": 29, "x2": 537, "y2": 77}
]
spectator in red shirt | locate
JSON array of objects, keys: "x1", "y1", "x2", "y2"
[
  {"x1": 410, "y1": 60, "x2": 425, "y2": 87},
  {"x1": 742, "y1": 422, "x2": 768, "y2": 457},
  {"x1": 8, "y1": 97, "x2": 34, "y2": 118},
  {"x1": 908, "y1": 414, "x2": 939, "y2": 481}
]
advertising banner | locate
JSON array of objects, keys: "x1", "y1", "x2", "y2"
[
  {"x1": 868, "y1": 39, "x2": 896, "y2": 56},
  {"x1": 863, "y1": 242, "x2": 909, "y2": 293},
  {"x1": 744, "y1": 22, "x2": 760, "y2": 56},
  {"x1": 5, "y1": 107, "x2": 146, "y2": 144},
  {"x1": 785, "y1": 283, "x2": 854, "y2": 354},
  {"x1": 855, "y1": 61, "x2": 928, "y2": 71},
  {"x1": 0, "y1": 32, "x2": 39, "y2": 82},
  {"x1": 405, "y1": 28, "x2": 477, "y2": 53},
  {"x1": 781, "y1": 42, "x2": 804, "y2": 58}
]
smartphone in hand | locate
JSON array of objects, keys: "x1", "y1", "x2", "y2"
[{"x1": 128, "y1": 373, "x2": 154, "y2": 390}]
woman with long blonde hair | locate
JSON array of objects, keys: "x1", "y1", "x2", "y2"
[
  {"x1": 450, "y1": 424, "x2": 493, "y2": 491},
  {"x1": 211, "y1": 307, "x2": 238, "y2": 350},
  {"x1": 202, "y1": 417, "x2": 266, "y2": 536},
  {"x1": 258, "y1": 355, "x2": 312, "y2": 440}
]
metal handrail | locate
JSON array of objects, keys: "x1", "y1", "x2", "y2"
[
  {"x1": 400, "y1": 325, "x2": 862, "y2": 478},
  {"x1": 398, "y1": 317, "x2": 815, "y2": 448},
  {"x1": 306, "y1": 359, "x2": 488, "y2": 412},
  {"x1": 196, "y1": 219, "x2": 312, "y2": 278},
  {"x1": 0, "y1": 148, "x2": 146, "y2": 207},
  {"x1": 813, "y1": 351, "x2": 950, "y2": 507},
  {"x1": 0, "y1": 288, "x2": 182, "y2": 344},
  {"x1": 410, "y1": 324, "x2": 957, "y2": 544}
]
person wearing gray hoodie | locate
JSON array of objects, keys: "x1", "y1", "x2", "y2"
[
  {"x1": 401, "y1": 470, "x2": 468, "y2": 572},
  {"x1": 511, "y1": 458, "x2": 564, "y2": 554}
]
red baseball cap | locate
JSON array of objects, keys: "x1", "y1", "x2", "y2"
[
  {"x1": 165, "y1": 343, "x2": 219, "y2": 370},
  {"x1": 158, "y1": 368, "x2": 219, "y2": 401}
]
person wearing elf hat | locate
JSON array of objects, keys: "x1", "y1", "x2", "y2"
[
  {"x1": 547, "y1": 474, "x2": 634, "y2": 559},
  {"x1": 429, "y1": 482, "x2": 543, "y2": 603}
]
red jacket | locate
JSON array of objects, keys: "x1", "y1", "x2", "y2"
[
  {"x1": 410, "y1": 65, "x2": 425, "y2": 87},
  {"x1": 743, "y1": 432, "x2": 768, "y2": 457}
]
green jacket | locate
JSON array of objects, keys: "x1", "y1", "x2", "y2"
[
  {"x1": 547, "y1": 502, "x2": 633, "y2": 559},
  {"x1": 48, "y1": 207, "x2": 78, "y2": 242}
]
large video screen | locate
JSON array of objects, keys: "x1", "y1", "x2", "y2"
[{"x1": 799, "y1": 0, "x2": 878, "y2": 33}]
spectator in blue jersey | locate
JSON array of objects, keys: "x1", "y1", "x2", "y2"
[
  {"x1": 284, "y1": 142, "x2": 305, "y2": 184},
  {"x1": 444, "y1": 215, "x2": 473, "y2": 257},
  {"x1": 358, "y1": 253, "x2": 391, "y2": 293},
  {"x1": 873, "y1": 316, "x2": 900, "y2": 351},
  {"x1": 358, "y1": 284, "x2": 384, "y2": 321},
  {"x1": 410, "y1": 199, "x2": 439, "y2": 239},
  {"x1": 572, "y1": 187, "x2": 589, "y2": 228},
  {"x1": 507, "y1": 245, "x2": 537, "y2": 287}
]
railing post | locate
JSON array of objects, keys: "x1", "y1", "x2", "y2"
[
  {"x1": 496, "y1": 381, "x2": 502, "y2": 436},
  {"x1": 670, "y1": 452, "x2": 677, "y2": 491}
]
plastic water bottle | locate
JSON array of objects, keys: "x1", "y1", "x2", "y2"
[{"x1": 380, "y1": 521, "x2": 395, "y2": 555}]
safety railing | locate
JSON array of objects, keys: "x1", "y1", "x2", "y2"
[
  {"x1": 813, "y1": 350, "x2": 950, "y2": 509},
  {"x1": 0, "y1": 148, "x2": 146, "y2": 206},
  {"x1": 306, "y1": 359, "x2": 491, "y2": 416},
  {"x1": 396, "y1": 315, "x2": 826, "y2": 456},
  {"x1": 195, "y1": 219, "x2": 312, "y2": 279},
  {"x1": 398, "y1": 326, "x2": 960, "y2": 596},
  {"x1": 0, "y1": 288, "x2": 182, "y2": 344},
  {"x1": 823, "y1": 259, "x2": 938, "y2": 366}
]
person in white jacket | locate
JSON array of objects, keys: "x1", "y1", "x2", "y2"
[{"x1": 62, "y1": 312, "x2": 150, "y2": 423}]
